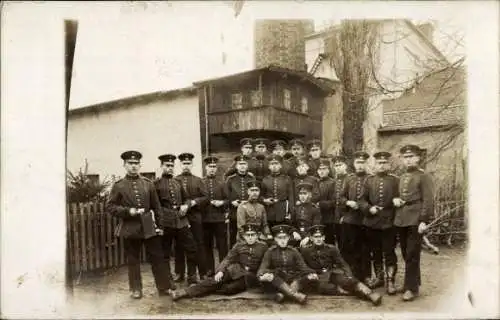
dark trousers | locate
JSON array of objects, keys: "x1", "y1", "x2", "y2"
[
  {"x1": 175, "y1": 221, "x2": 208, "y2": 277},
  {"x1": 341, "y1": 224, "x2": 371, "y2": 281},
  {"x1": 397, "y1": 226, "x2": 422, "y2": 293},
  {"x1": 123, "y1": 236, "x2": 172, "y2": 292},
  {"x1": 301, "y1": 270, "x2": 359, "y2": 294},
  {"x1": 186, "y1": 272, "x2": 259, "y2": 297},
  {"x1": 324, "y1": 223, "x2": 337, "y2": 245},
  {"x1": 229, "y1": 218, "x2": 238, "y2": 249},
  {"x1": 203, "y1": 222, "x2": 229, "y2": 275},
  {"x1": 163, "y1": 227, "x2": 198, "y2": 279},
  {"x1": 335, "y1": 223, "x2": 344, "y2": 254},
  {"x1": 366, "y1": 227, "x2": 397, "y2": 275}
]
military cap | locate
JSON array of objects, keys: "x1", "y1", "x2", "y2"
[
  {"x1": 158, "y1": 154, "x2": 176, "y2": 163},
  {"x1": 246, "y1": 180, "x2": 261, "y2": 189},
  {"x1": 203, "y1": 155, "x2": 219, "y2": 164},
  {"x1": 234, "y1": 154, "x2": 250, "y2": 162},
  {"x1": 178, "y1": 153, "x2": 195, "y2": 162},
  {"x1": 318, "y1": 159, "x2": 331, "y2": 168},
  {"x1": 308, "y1": 225, "x2": 325, "y2": 236},
  {"x1": 270, "y1": 140, "x2": 287, "y2": 149},
  {"x1": 283, "y1": 152, "x2": 294, "y2": 160},
  {"x1": 271, "y1": 224, "x2": 292, "y2": 237},
  {"x1": 331, "y1": 154, "x2": 347, "y2": 164},
  {"x1": 353, "y1": 151, "x2": 370, "y2": 160},
  {"x1": 289, "y1": 139, "x2": 305, "y2": 148},
  {"x1": 307, "y1": 139, "x2": 322, "y2": 149},
  {"x1": 121, "y1": 150, "x2": 142, "y2": 161},
  {"x1": 267, "y1": 154, "x2": 283, "y2": 163},
  {"x1": 240, "y1": 138, "x2": 254, "y2": 147},
  {"x1": 254, "y1": 138, "x2": 269, "y2": 146},
  {"x1": 241, "y1": 223, "x2": 261, "y2": 234},
  {"x1": 373, "y1": 151, "x2": 392, "y2": 160},
  {"x1": 400, "y1": 144, "x2": 421, "y2": 155},
  {"x1": 296, "y1": 182, "x2": 314, "y2": 192}
]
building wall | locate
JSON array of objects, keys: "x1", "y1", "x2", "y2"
[
  {"x1": 67, "y1": 94, "x2": 203, "y2": 181},
  {"x1": 378, "y1": 129, "x2": 465, "y2": 185}
]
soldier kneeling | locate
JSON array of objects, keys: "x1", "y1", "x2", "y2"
[
  {"x1": 170, "y1": 223, "x2": 268, "y2": 301},
  {"x1": 257, "y1": 224, "x2": 318, "y2": 305},
  {"x1": 299, "y1": 225, "x2": 382, "y2": 306}
]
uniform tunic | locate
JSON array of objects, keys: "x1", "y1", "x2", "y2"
[
  {"x1": 225, "y1": 173, "x2": 256, "y2": 247},
  {"x1": 293, "y1": 175, "x2": 320, "y2": 203},
  {"x1": 317, "y1": 177, "x2": 336, "y2": 224},
  {"x1": 340, "y1": 172, "x2": 371, "y2": 225},
  {"x1": 261, "y1": 173, "x2": 295, "y2": 224},
  {"x1": 307, "y1": 157, "x2": 321, "y2": 177},
  {"x1": 236, "y1": 200, "x2": 271, "y2": 239},
  {"x1": 258, "y1": 245, "x2": 315, "y2": 283},
  {"x1": 361, "y1": 173, "x2": 399, "y2": 229},
  {"x1": 252, "y1": 155, "x2": 270, "y2": 182},
  {"x1": 107, "y1": 175, "x2": 162, "y2": 238},
  {"x1": 291, "y1": 202, "x2": 322, "y2": 238}
]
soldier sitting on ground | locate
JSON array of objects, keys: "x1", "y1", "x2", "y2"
[
  {"x1": 299, "y1": 225, "x2": 383, "y2": 306},
  {"x1": 289, "y1": 182, "x2": 322, "y2": 248},
  {"x1": 257, "y1": 224, "x2": 318, "y2": 305},
  {"x1": 170, "y1": 223, "x2": 269, "y2": 301}
]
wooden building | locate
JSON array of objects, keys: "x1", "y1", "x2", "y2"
[{"x1": 194, "y1": 65, "x2": 334, "y2": 162}]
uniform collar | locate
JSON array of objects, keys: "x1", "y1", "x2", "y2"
[
  {"x1": 125, "y1": 174, "x2": 140, "y2": 180},
  {"x1": 162, "y1": 173, "x2": 173, "y2": 178},
  {"x1": 336, "y1": 173, "x2": 347, "y2": 179},
  {"x1": 319, "y1": 176, "x2": 330, "y2": 181},
  {"x1": 271, "y1": 172, "x2": 281, "y2": 177},
  {"x1": 237, "y1": 172, "x2": 249, "y2": 177},
  {"x1": 376, "y1": 171, "x2": 388, "y2": 176},
  {"x1": 297, "y1": 174, "x2": 309, "y2": 178},
  {"x1": 205, "y1": 175, "x2": 216, "y2": 179},
  {"x1": 181, "y1": 172, "x2": 192, "y2": 176},
  {"x1": 406, "y1": 166, "x2": 419, "y2": 172},
  {"x1": 355, "y1": 171, "x2": 367, "y2": 177}
]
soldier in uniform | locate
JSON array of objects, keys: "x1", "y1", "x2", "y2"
[
  {"x1": 252, "y1": 138, "x2": 270, "y2": 182},
  {"x1": 340, "y1": 151, "x2": 372, "y2": 284},
  {"x1": 155, "y1": 154, "x2": 199, "y2": 287},
  {"x1": 392, "y1": 145, "x2": 434, "y2": 302},
  {"x1": 200, "y1": 156, "x2": 229, "y2": 277},
  {"x1": 174, "y1": 153, "x2": 209, "y2": 284},
  {"x1": 225, "y1": 155, "x2": 256, "y2": 248},
  {"x1": 257, "y1": 224, "x2": 318, "y2": 305},
  {"x1": 360, "y1": 151, "x2": 399, "y2": 294},
  {"x1": 306, "y1": 139, "x2": 322, "y2": 177},
  {"x1": 299, "y1": 225, "x2": 382, "y2": 306},
  {"x1": 270, "y1": 140, "x2": 287, "y2": 157},
  {"x1": 261, "y1": 154, "x2": 295, "y2": 229},
  {"x1": 223, "y1": 138, "x2": 255, "y2": 179},
  {"x1": 236, "y1": 181, "x2": 272, "y2": 241},
  {"x1": 290, "y1": 182, "x2": 322, "y2": 247},
  {"x1": 170, "y1": 223, "x2": 269, "y2": 301},
  {"x1": 106, "y1": 151, "x2": 173, "y2": 299},
  {"x1": 316, "y1": 159, "x2": 336, "y2": 245},
  {"x1": 293, "y1": 158, "x2": 320, "y2": 204},
  {"x1": 285, "y1": 139, "x2": 306, "y2": 178},
  {"x1": 331, "y1": 155, "x2": 350, "y2": 254}
]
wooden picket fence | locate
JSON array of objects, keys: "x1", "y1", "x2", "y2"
[{"x1": 66, "y1": 201, "x2": 147, "y2": 277}]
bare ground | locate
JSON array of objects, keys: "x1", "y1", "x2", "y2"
[{"x1": 69, "y1": 244, "x2": 467, "y2": 317}]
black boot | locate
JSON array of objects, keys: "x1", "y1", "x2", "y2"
[
  {"x1": 277, "y1": 282, "x2": 308, "y2": 305},
  {"x1": 386, "y1": 266, "x2": 396, "y2": 295},
  {"x1": 355, "y1": 282, "x2": 382, "y2": 306},
  {"x1": 170, "y1": 288, "x2": 189, "y2": 301}
]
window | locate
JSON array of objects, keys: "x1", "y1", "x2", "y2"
[
  {"x1": 141, "y1": 172, "x2": 156, "y2": 181},
  {"x1": 301, "y1": 96, "x2": 308, "y2": 113},
  {"x1": 85, "y1": 174, "x2": 99, "y2": 185},
  {"x1": 283, "y1": 89, "x2": 291, "y2": 109},
  {"x1": 250, "y1": 90, "x2": 262, "y2": 107},
  {"x1": 231, "y1": 92, "x2": 243, "y2": 109}
]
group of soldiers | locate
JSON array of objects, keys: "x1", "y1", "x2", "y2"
[{"x1": 106, "y1": 137, "x2": 434, "y2": 306}]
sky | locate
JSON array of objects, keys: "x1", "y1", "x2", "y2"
[{"x1": 66, "y1": 1, "x2": 468, "y2": 110}]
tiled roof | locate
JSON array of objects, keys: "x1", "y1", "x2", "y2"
[{"x1": 379, "y1": 66, "x2": 466, "y2": 132}]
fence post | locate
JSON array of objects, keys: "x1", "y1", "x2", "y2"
[
  {"x1": 92, "y1": 202, "x2": 101, "y2": 270},
  {"x1": 71, "y1": 203, "x2": 81, "y2": 274},
  {"x1": 99, "y1": 202, "x2": 107, "y2": 269},
  {"x1": 79, "y1": 203, "x2": 88, "y2": 272}
]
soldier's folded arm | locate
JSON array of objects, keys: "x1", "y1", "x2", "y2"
[
  {"x1": 257, "y1": 249, "x2": 273, "y2": 277},
  {"x1": 420, "y1": 173, "x2": 435, "y2": 224},
  {"x1": 106, "y1": 184, "x2": 134, "y2": 219}
]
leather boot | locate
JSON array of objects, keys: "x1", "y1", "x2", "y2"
[
  {"x1": 386, "y1": 266, "x2": 396, "y2": 295},
  {"x1": 130, "y1": 290, "x2": 143, "y2": 299},
  {"x1": 277, "y1": 282, "x2": 308, "y2": 305},
  {"x1": 355, "y1": 282, "x2": 382, "y2": 306},
  {"x1": 402, "y1": 289, "x2": 418, "y2": 302},
  {"x1": 274, "y1": 293, "x2": 285, "y2": 303},
  {"x1": 368, "y1": 264, "x2": 385, "y2": 289},
  {"x1": 170, "y1": 288, "x2": 189, "y2": 301}
]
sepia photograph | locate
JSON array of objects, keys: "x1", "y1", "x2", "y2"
[{"x1": 1, "y1": 1, "x2": 498, "y2": 319}]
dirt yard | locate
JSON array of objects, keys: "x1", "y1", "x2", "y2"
[{"x1": 69, "y1": 244, "x2": 467, "y2": 317}]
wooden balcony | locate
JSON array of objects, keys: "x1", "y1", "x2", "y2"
[{"x1": 208, "y1": 105, "x2": 311, "y2": 136}]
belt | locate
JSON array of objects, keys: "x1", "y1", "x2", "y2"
[
  {"x1": 320, "y1": 268, "x2": 329, "y2": 273},
  {"x1": 403, "y1": 199, "x2": 421, "y2": 206}
]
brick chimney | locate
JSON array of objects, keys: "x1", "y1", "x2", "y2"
[
  {"x1": 417, "y1": 23, "x2": 434, "y2": 44},
  {"x1": 253, "y1": 19, "x2": 314, "y2": 72}
]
